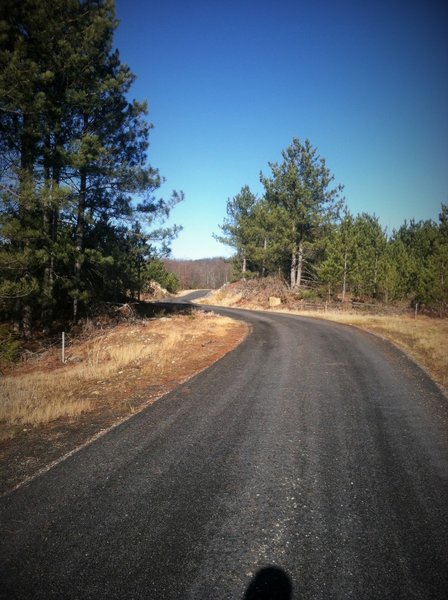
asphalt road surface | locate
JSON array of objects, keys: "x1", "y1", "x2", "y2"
[
  {"x1": 176, "y1": 289, "x2": 211, "y2": 302},
  {"x1": 1, "y1": 306, "x2": 448, "y2": 599}
]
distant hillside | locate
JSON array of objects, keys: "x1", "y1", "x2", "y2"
[{"x1": 163, "y1": 258, "x2": 232, "y2": 289}]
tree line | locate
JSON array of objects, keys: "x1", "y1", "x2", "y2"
[
  {"x1": 163, "y1": 258, "x2": 231, "y2": 290},
  {"x1": 216, "y1": 137, "x2": 447, "y2": 313},
  {"x1": 0, "y1": 0, "x2": 181, "y2": 337}
]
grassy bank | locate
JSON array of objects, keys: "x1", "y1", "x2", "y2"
[{"x1": 0, "y1": 312, "x2": 243, "y2": 438}]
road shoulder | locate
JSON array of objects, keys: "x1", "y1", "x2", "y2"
[{"x1": 0, "y1": 313, "x2": 248, "y2": 495}]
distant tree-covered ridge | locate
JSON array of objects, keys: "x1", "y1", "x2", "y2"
[
  {"x1": 216, "y1": 137, "x2": 447, "y2": 314},
  {"x1": 0, "y1": 0, "x2": 182, "y2": 336}
]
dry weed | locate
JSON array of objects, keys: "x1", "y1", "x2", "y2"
[
  {"x1": 198, "y1": 289, "x2": 242, "y2": 306},
  {"x1": 0, "y1": 312, "x2": 240, "y2": 434}
]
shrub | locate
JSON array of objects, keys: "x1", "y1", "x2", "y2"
[{"x1": 0, "y1": 325, "x2": 21, "y2": 364}]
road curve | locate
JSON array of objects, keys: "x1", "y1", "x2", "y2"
[
  {"x1": 176, "y1": 289, "x2": 212, "y2": 302},
  {"x1": 1, "y1": 307, "x2": 447, "y2": 599}
]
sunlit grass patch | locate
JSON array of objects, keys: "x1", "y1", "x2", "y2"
[{"x1": 0, "y1": 312, "x2": 240, "y2": 436}]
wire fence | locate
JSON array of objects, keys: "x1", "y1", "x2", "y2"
[{"x1": 293, "y1": 301, "x2": 420, "y2": 317}]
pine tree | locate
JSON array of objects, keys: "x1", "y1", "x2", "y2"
[
  {"x1": 260, "y1": 138, "x2": 344, "y2": 288},
  {"x1": 428, "y1": 204, "x2": 448, "y2": 313},
  {"x1": 0, "y1": 0, "x2": 182, "y2": 333},
  {"x1": 318, "y1": 209, "x2": 357, "y2": 301},
  {"x1": 380, "y1": 235, "x2": 413, "y2": 303},
  {"x1": 397, "y1": 206, "x2": 448, "y2": 312},
  {"x1": 245, "y1": 199, "x2": 290, "y2": 279},
  {"x1": 396, "y1": 218, "x2": 439, "y2": 306},
  {"x1": 214, "y1": 185, "x2": 259, "y2": 277},
  {"x1": 350, "y1": 214, "x2": 386, "y2": 299}
]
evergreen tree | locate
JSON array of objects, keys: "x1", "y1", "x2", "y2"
[
  {"x1": 214, "y1": 185, "x2": 258, "y2": 277},
  {"x1": 244, "y1": 199, "x2": 291, "y2": 279},
  {"x1": 0, "y1": 0, "x2": 182, "y2": 333},
  {"x1": 260, "y1": 138, "x2": 344, "y2": 288},
  {"x1": 144, "y1": 259, "x2": 179, "y2": 294},
  {"x1": 318, "y1": 209, "x2": 357, "y2": 300},
  {"x1": 380, "y1": 235, "x2": 413, "y2": 303},
  {"x1": 350, "y1": 214, "x2": 387, "y2": 299},
  {"x1": 396, "y1": 218, "x2": 439, "y2": 305},
  {"x1": 428, "y1": 204, "x2": 448, "y2": 313},
  {"x1": 396, "y1": 206, "x2": 448, "y2": 312}
]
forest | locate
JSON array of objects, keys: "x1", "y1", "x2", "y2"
[
  {"x1": 216, "y1": 138, "x2": 447, "y2": 314},
  {"x1": 1, "y1": 1, "x2": 446, "y2": 347},
  {"x1": 0, "y1": 0, "x2": 182, "y2": 337},
  {"x1": 163, "y1": 258, "x2": 231, "y2": 290}
]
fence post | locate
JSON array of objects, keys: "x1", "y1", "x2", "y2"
[{"x1": 62, "y1": 331, "x2": 65, "y2": 364}]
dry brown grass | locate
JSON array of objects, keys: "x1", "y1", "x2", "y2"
[
  {"x1": 0, "y1": 312, "x2": 242, "y2": 436},
  {"x1": 282, "y1": 310, "x2": 448, "y2": 391},
  {"x1": 197, "y1": 289, "x2": 242, "y2": 306}
]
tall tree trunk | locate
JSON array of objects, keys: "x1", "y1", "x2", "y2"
[
  {"x1": 373, "y1": 255, "x2": 378, "y2": 298},
  {"x1": 342, "y1": 249, "x2": 348, "y2": 302},
  {"x1": 42, "y1": 202, "x2": 53, "y2": 329},
  {"x1": 22, "y1": 304, "x2": 32, "y2": 339},
  {"x1": 73, "y1": 167, "x2": 86, "y2": 322},
  {"x1": 261, "y1": 237, "x2": 267, "y2": 277},
  {"x1": 19, "y1": 115, "x2": 34, "y2": 338},
  {"x1": 242, "y1": 254, "x2": 247, "y2": 278},
  {"x1": 137, "y1": 257, "x2": 141, "y2": 301},
  {"x1": 296, "y1": 240, "x2": 304, "y2": 288},
  {"x1": 42, "y1": 133, "x2": 58, "y2": 330},
  {"x1": 73, "y1": 115, "x2": 89, "y2": 322},
  {"x1": 290, "y1": 247, "x2": 297, "y2": 288}
]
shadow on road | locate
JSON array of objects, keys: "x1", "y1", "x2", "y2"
[
  {"x1": 134, "y1": 301, "x2": 200, "y2": 318},
  {"x1": 133, "y1": 290, "x2": 212, "y2": 318},
  {"x1": 244, "y1": 566, "x2": 293, "y2": 599}
]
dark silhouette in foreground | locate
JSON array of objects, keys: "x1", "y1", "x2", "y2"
[{"x1": 244, "y1": 566, "x2": 293, "y2": 599}]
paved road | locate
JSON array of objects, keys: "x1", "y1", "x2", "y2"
[
  {"x1": 176, "y1": 289, "x2": 211, "y2": 302},
  {"x1": 1, "y1": 308, "x2": 448, "y2": 599}
]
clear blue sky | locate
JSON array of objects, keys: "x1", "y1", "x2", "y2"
[{"x1": 114, "y1": 0, "x2": 448, "y2": 259}]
